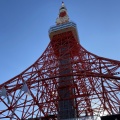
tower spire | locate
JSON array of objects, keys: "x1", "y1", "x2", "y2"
[
  {"x1": 62, "y1": 1, "x2": 64, "y2": 6},
  {"x1": 56, "y1": 2, "x2": 69, "y2": 25}
]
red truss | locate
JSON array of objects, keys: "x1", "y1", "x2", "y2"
[{"x1": 0, "y1": 31, "x2": 120, "y2": 120}]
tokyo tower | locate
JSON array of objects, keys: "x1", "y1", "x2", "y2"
[{"x1": 0, "y1": 2, "x2": 120, "y2": 120}]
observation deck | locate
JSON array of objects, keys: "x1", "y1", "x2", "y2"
[{"x1": 49, "y1": 21, "x2": 80, "y2": 43}]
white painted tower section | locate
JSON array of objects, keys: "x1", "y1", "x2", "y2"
[{"x1": 56, "y1": 2, "x2": 69, "y2": 25}]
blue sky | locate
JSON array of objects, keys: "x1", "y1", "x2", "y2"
[{"x1": 0, "y1": 0, "x2": 120, "y2": 83}]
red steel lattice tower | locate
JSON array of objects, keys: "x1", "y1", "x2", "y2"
[{"x1": 0, "y1": 2, "x2": 120, "y2": 120}]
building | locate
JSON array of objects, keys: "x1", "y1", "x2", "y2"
[{"x1": 0, "y1": 2, "x2": 120, "y2": 120}]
